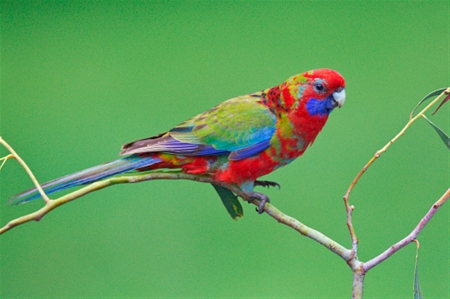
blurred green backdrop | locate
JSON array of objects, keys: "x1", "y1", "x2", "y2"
[{"x1": 1, "y1": 1, "x2": 448, "y2": 298}]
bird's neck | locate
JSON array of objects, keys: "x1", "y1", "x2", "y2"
[
  {"x1": 258, "y1": 84, "x2": 328, "y2": 144},
  {"x1": 259, "y1": 84, "x2": 296, "y2": 116}
]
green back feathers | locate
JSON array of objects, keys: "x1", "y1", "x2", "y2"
[{"x1": 171, "y1": 95, "x2": 277, "y2": 153}]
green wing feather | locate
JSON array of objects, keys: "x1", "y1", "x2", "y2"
[
  {"x1": 121, "y1": 94, "x2": 277, "y2": 160},
  {"x1": 170, "y1": 94, "x2": 277, "y2": 153}
]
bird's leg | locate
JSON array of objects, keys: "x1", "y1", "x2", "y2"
[
  {"x1": 255, "y1": 180, "x2": 281, "y2": 189},
  {"x1": 243, "y1": 191, "x2": 270, "y2": 214}
]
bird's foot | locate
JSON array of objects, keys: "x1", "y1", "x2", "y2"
[
  {"x1": 244, "y1": 191, "x2": 270, "y2": 214},
  {"x1": 255, "y1": 180, "x2": 280, "y2": 189}
]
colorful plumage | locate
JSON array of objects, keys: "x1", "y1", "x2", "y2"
[{"x1": 12, "y1": 69, "x2": 346, "y2": 218}]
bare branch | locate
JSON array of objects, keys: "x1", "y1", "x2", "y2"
[
  {"x1": 341, "y1": 88, "x2": 450, "y2": 297},
  {"x1": 352, "y1": 266, "x2": 365, "y2": 299},
  {"x1": 363, "y1": 188, "x2": 450, "y2": 272},
  {"x1": 0, "y1": 137, "x2": 51, "y2": 203}
]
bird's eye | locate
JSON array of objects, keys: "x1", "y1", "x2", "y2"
[{"x1": 313, "y1": 81, "x2": 326, "y2": 93}]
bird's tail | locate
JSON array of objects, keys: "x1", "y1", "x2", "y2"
[{"x1": 10, "y1": 155, "x2": 161, "y2": 205}]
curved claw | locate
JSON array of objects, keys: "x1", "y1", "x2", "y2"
[
  {"x1": 245, "y1": 191, "x2": 270, "y2": 214},
  {"x1": 255, "y1": 180, "x2": 280, "y2": 189}
]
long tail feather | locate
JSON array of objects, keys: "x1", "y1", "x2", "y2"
[{"x1": 10, "y1": 155, "x2": 161, "y2": 205}]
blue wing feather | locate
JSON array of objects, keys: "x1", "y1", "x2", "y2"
[{"x1": 10, "y1": 155, "x2": 161, "y2": 205}]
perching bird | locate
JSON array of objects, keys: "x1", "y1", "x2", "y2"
[{"x1": 12, "y1": 69, "x2": 346, "y2": 218}]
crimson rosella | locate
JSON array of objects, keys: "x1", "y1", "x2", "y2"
[{"x1": 12, "y1": 68, "x2": 346, "y2": 218}]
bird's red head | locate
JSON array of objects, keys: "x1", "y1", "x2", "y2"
[
  {"x1": 302, "y1": 68, "x2": 345, "y2": 100},
  {"x1": 280, "y1": 68, "x2": 346, "y2": 116}
]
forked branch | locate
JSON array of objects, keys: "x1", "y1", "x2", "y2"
[{"x1": 341, "y1": 87, "x2": 450, "y2": 260}]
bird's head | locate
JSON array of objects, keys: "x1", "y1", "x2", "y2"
[{"x1": 281, "y1": 68, "x2": 346, "y2": 116}]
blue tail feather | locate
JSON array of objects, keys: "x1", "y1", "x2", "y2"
[{"x1": 10, "y1": 155, "x2": 161, "y2": 205}]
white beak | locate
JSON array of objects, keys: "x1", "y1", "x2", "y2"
[{"x1": 333, "y1": 89, "x2": 346, "y2": 108}]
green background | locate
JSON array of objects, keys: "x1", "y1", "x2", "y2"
[{"x1": 1, "y1": 1, "x2": 448, "y2": 298}]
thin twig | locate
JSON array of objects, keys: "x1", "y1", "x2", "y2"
[
  {"x1": 343, "y1": 88, "x2": 450, "y2": 204},
  {"x1": 0, "y1": 137, "x2": 51, "y2": 203},
  {"x1": 362, "y1": 188, "x2": 450, "y2": 272},
  {"x1": 0, "y1": 154, "x2": 14, "y2": 170}
]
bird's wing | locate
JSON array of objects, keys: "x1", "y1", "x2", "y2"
[{"x1": 120, "y1": 94, "x2": 277, "y2": 160}]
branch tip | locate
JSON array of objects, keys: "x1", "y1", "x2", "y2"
[
  {"x1": 363, "y1": 188, "x2": 448, "y2": 272},
  {"x1": 0, "y1": 138, "x2": 51, "y2": 203},
  {"x1": 0, "y1": 154, "x2": 15, "y2": 171}
]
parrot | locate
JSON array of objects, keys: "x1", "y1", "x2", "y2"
[{"x1": 11, "y1": 68, "x2": 346, "y2": 218}]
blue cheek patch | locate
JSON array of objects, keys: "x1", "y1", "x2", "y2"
[{"x1": 306, "y1": 96, "x2": 335, "y2": 116}]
